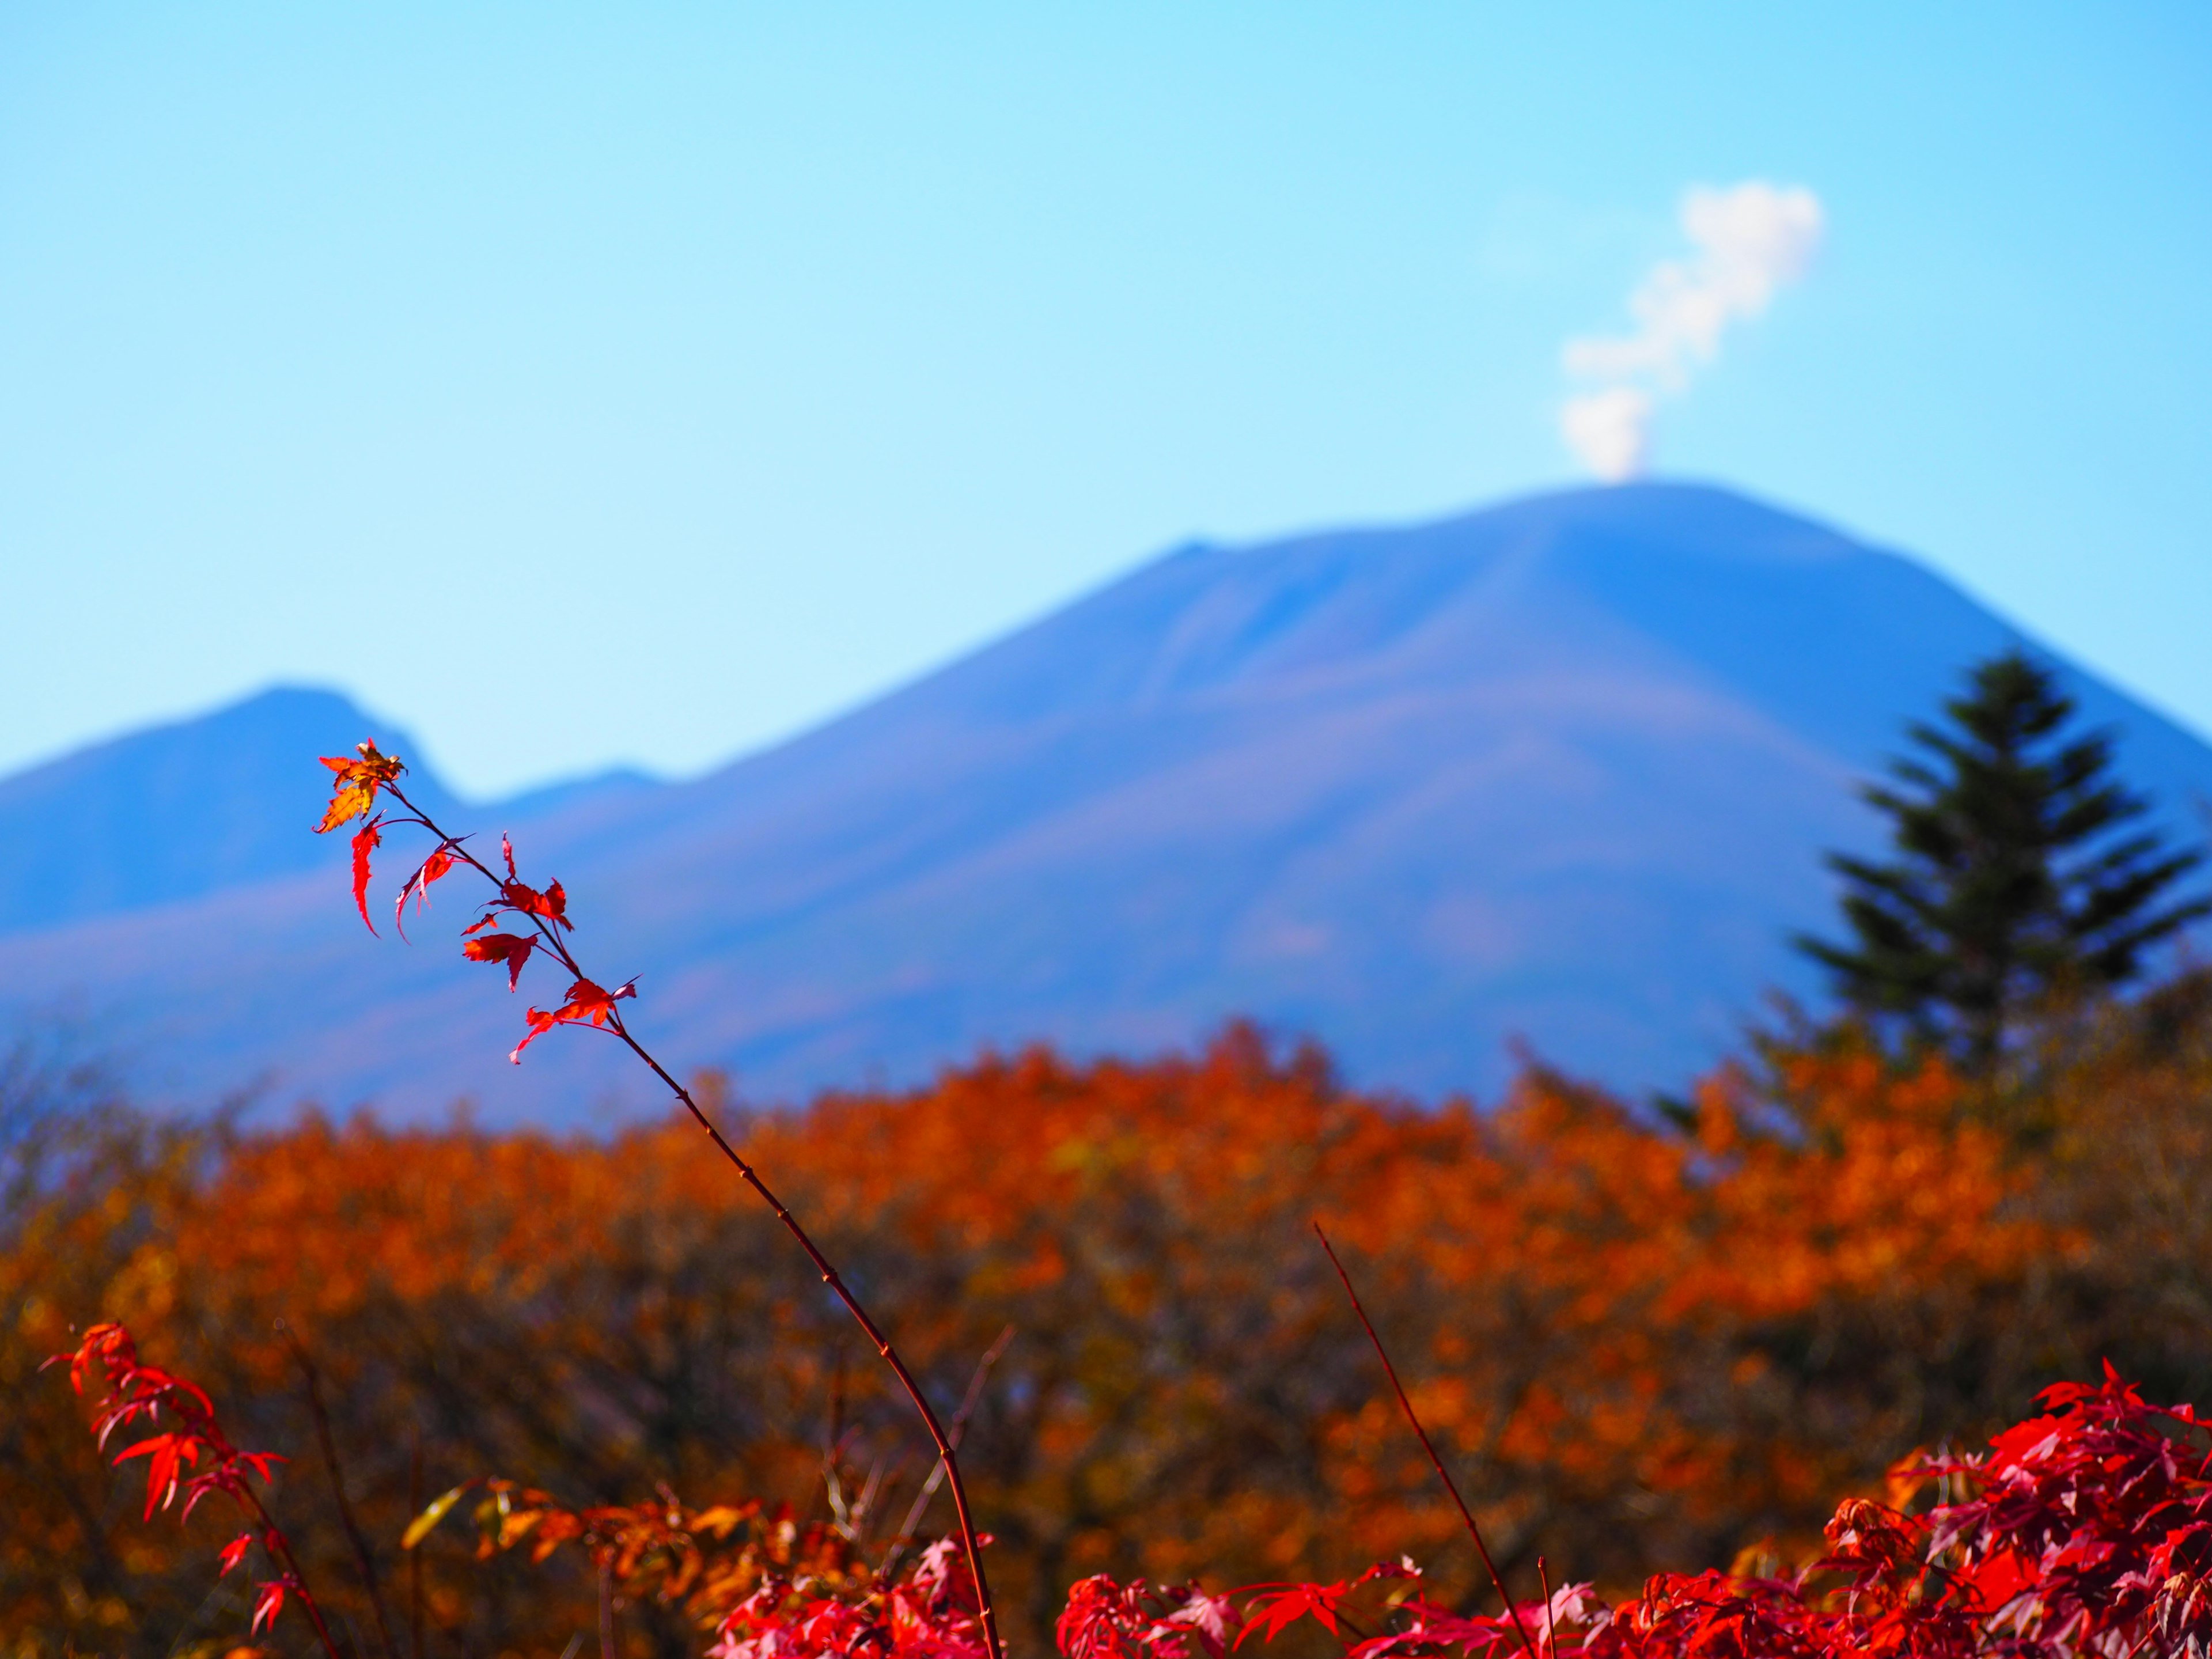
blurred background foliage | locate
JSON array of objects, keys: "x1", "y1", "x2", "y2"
[{"x1": 13, "y1": 982, "x2": 2212, "y2": 1659}]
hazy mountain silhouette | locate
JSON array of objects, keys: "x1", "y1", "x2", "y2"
[
  {"x1": 5, "y1": 483, "x2": 2207, "y2": 1122},
  {"x1": 0, "y1": 688, "x2": 650, "y2": 935}
]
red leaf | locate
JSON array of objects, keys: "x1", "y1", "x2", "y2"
[
  {"x1": 219, "y1": 1531, "x2": 255, "y2": 1575},
  {"x1": 395, "y1": 840, "x2": 464, "y2": 939},
  {"x1": 1236, "y1": 1582, "x2": 1348, "y2": 1648},
  {"x1": 115, "y1": 1431, "x2": 203, "y2": 1521},
  {"x1": 252, "y1": 1580, "x2": 287, "y2": 1636},
  {"x1": 498, "y1": 877, "x2": 571, "y2": 931},
  {"x1": 351, "y1": 817, "x2": 383, "y2": 934},
  {"x1": 463, "y1": 932, "x2": 537, "y2": 991},
  {"x1": 510, "y1": 977, "x2": 637, "y2": 1064}
]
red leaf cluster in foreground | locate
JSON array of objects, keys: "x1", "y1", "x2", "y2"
[
  {"x1": 63, "y1": 1316, "x2": 2210, "y2": 1657},
  {"x1": 514, "y1": 1359, "x2": 2212, "y2": 1657},
  {"x1": 48, "y1": 1324, "x2": 341, "y2": 1655}
]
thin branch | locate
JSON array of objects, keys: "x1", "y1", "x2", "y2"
[
  {"x1": 882, "y1": 1324, "x2": 1016, "y2": 1578},
  {"x1": 380, "y1": 779, "x2": 1006, "y2": 1659},
  {"x1": 278, "y1": 1320, "x2": 399, "y2": 1659},
  {"x1": 1313, "y1": 1222, "x2": 1539, "y2": 1659},
  {"x1": 240, "y1": 1486, "x2": 346, "y2": 1659}
]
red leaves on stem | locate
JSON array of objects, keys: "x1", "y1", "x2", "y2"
[
  {"x1": 317, "y1": 740, "x2": 408, "y2": 931},
  {"x1": 46, "y1": 1323, "x2": 335, "y2": 1656},
  {"x1": 512, "y1": 977, "x2": 637, "y2": 1063},
  {"x1": 466, "y1": 876, "x2": 572, "y2": 937},
  {"x1": 1058, "y1": 1577, "x2": 1236, "y2": 1659},
  {"x1": 1048, "y1": 1370, "x2": 2212, "y2": 1659}
]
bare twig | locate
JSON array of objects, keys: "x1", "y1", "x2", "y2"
[
  {"x1": 379, "y1": 778, "x2": 1007, "y2": 1659},
  {"x1": 1313, "y1": 1222, "x2": 1539, "y2": 1659},
  {"x1": 882, "y1": 1324, "x2": 1016, "y2": 1578},
  {"x1": 279, "y1": 1320, "x2": 399, "y2": 1659}
]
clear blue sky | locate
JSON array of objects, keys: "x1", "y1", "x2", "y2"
[{"x1": 6, "y1": 3, "x2": 2208, "y2": 797}]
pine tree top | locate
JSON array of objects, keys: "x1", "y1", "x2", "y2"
[{"x1": 1798, "y1": 649, "x2": 2210, "y2": 1077}]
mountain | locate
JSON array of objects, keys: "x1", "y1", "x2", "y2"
[
  {"x1": 0, "y1": 688, "x2": 660, "y2": 934},
  {"x1": 5, "y1": 484, "x2": 2209, "y2": 1122}
]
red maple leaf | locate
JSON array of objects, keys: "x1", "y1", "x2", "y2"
[
  {"x1": 114, "y1": 1430, "x2": 205, "y2": 1522},
  {"x1": 252, "y1": 1580, "x2": 288, "y2": 1637},
  {"x1": 351, "y1": 817, "x2": 383, "y2": 934},
  {"x1": 463, "y1": 932, "x2": 537, "y2": 991},
  {"x1": 494, "y1": 877, "x2": 570, "y2": 930},
  {"x1": 511, "y1": 977, "x2": 637, "y2": 1064},
  {"x1": 1236, "y1": 1582, "x2": 1350, "y2": 1647},
  {"x1": 395, "y1": 839, "x2": 465, "y2": 938},
  {"x1": 219, "y1": 1531, "x2": 255, "y2": 1576}
]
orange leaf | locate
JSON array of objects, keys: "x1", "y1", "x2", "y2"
[
  {"x1": 463, "y1": 932, "x2": 537, "y2": 991},
  {"x1": 315, "y1": 741, "x2": 404, "y2": 834}
]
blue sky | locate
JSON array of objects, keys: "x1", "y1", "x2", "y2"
[{"x1": 5, "y1": 3, "x2": 2208, "y2": 797}]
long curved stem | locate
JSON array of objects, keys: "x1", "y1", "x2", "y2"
[
  {"x1": 1313, "y1": 1223, "x2": 1539, "y2": 1659},
  {"x1": 382, "y1": 783, "x2": 1005, "y2": 1659}
]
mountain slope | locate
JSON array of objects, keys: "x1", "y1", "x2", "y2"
[
  {"x1": 0, "y1": 689, "x2": 659, "y2": 936},
  {"x1": 0, "y1": 689, "x2": 463, "y2": 935},
  {"x1": 5, "y1": 484, "x2": 2207, "y2": 1121}
]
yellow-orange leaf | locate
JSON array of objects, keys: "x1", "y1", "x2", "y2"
[{"x1": 315, "y1": 741, "x2": 404, "y2": 834}]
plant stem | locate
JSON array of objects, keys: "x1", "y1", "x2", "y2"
[
  {"x1": 882, "y1": 1324, "x2": 1015, "y2": 1578},
  {"x1": 1313, "y1": 1222, "x2": 1539, "y2": 1659},
  {"x1": 382, "y1": 781, "x2": 1007, "y2": 1659},
  {"x1": 615, "y1": 1030, "x2": 1006, "y2": 1659},
  {"x1": 243, "y1": 1487, "x2": 346, "y2": 1659},
  {"x1": 280, "y1": 1320, "x2": 399, "y2": 1659}
]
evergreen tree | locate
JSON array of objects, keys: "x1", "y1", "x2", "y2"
[{"x1": 1799, "y1": 649, "x2": 2210, "y2": 1074}]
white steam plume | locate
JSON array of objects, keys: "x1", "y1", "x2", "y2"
[{"x1": 1560, "y1": 181, "x2": 1823, "y2": 483}]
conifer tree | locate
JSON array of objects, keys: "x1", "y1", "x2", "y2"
[{"x1": 1800, "y1": 649, "x2": 2210, "y2": 1075}]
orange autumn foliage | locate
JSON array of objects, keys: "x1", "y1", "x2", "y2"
[{"x1": 4, "y1": 1023, "x2": 2070, "y2": 1656}]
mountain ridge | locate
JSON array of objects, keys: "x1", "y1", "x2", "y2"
[
  {"x1": 0, "y1": 687, "x2": 662, "y2": 937},
  {"x1": 5, "y1": 483, "x2": 2206, "y2": 1122}
]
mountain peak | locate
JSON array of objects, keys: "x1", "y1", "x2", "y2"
[
  {"x1": 2, "y1": 485, "x2": 2205, "y2": 1121},
  {"x1": 0, "y1": 685, "x2": 459, "y2": 935}
]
